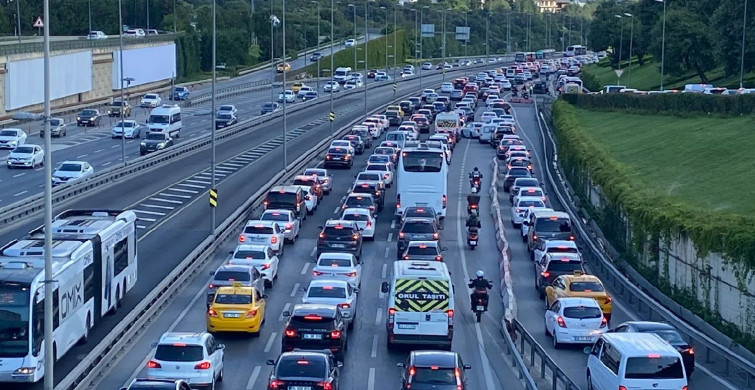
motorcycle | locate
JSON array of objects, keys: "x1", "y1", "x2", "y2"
[
  {"x1": 467, "y1": 203, "x2": 479, "y2": 216},
  {"x1": 470, "y1": 177, "x2": 481, "y2": 192},
  {"x1": 467, "y1": 228, "x2": 478, "y2": 250},
  {"x1": 470, "y1": 288, "x2": 489, "y2": 322}
]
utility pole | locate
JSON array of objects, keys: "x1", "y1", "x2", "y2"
[
  {"x1": 349, "y1": 4, "x2": 357, "y2": 72},
  {"x1": 442, "y1": 8, "x2": 447, "y2": 82},
  {"x1": 420, "y1": 6, "x2": 426, "y2": 87},
  {"x1": 485, "y1": 12, "x2": 490, "y2": 62},
  {"x1": 464, "y1": 11, "x2": 468, "y2": 75},
  {"x1": 210, "y1": 0, "x2": 217, "y2": 234},
  {"x1": 270, "y1": 5, "x2": 276, "y2": 103},
  {"x1": 311, "y1": 1, "x2": 321, "y2": 92},
  {"x1": 42, "y1": 0, "x2": 53, "y2": 387},
  {"x1": 740, "y1": 0, "x2": 749, "y2": 89},
  {"x1": 329, "y1": 0, "x2": 334, "y2": 136},
  {"x1": 364, "y1": 1, "x2": 368, "y2": 116},
  {"x1": 282, "y1": 0, "x2": 288, "y2": 168},
  {"x1": 393, "y1": 6, "x2": 397, "y2": 92},
  {"x1": 506, "y1": 13, "x2": 511, "y2": 53}
]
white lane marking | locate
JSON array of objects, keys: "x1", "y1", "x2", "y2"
[
  {"x1": 136, "y1": 217, "x2": 156, "y2": 222},
  {"x1": 245, "y1": 365, "x2": 262, "y2": 390},
  {"x1": 367, "y1": 367, "x2": 375, "y2": 390},
  {"x1": 215, "y1": 168, "x2": 235, "y2": 174},
  {"x1": 132, "y1": 209, "x2": 165, "y2": 216},
  {"x1": 291, "y1": 283, "x2": 300, "y2": 297},
  {"x1": 309, "y1": 246, "x2": 317, "y2": 257},
  {"x1": 263, "y1": 332, "x2": 277, "y2": 353},
  {"x1": 136, "y1": 225, "x2": 147, "y2": 229},
  {"x1": 370, "y1": 334, "x2": 378, "y2": 357},
  {"x1": 300, "y1": 262, "x2": 310, "y2": 275},
  {"x1": 186, "y1": 179, "x2": 211, "y2": 185},
  {"x1": 279, "y1": 303, "x2": 291, "y2": 321},
  {"x1": 224, "y1": 162, "x2": 245, "y2": 168},
  {"x1": 455, "y1": 138, "x2": 496, "y2": 390},
  {"x1": 333, "y1": 207, "x2": 341, "y2": 214},
  {"x1": 13, "y1": 190, "x2": 28, "y2": 196},
  {"x1": 150, "y1": 197, "x2": 183, "y2": 204},
  {"x1": 76, "y1": 154, "x2": 88, "y2": 158},
  {"x1": 141, "y1": 204, "x2": 175, "y2": 210},
  {"x1": 123, "y1": 275, "x2": 211, "y2": 388},
  {"x1": 12, "y1": 172, "x2": 26, "y2": 178},
  {"x1": 169, "y1": 188, "x2": 199, "y2": 194},
  {"x1": 381, "y1": 263, "x2": 387, "y2": 279},
  {"x1": 390, "y1": 220, "x2": 396, "y2": 229},
  {"x1": 94, "y1": 149, "x2": 104, "y2": 153},
  {"x1": 160, "y1": 192, "x2": 192, "y2": 198},
  {"x1": 384, "y1": 247, "x2": 390, "y2": 258},
  {"x1": 177, "y1": 183, "x2": 206, "y2": 189},
  {"x1": 387, "y1": 233, "x2": 393, "y2": 242},
  {"x1": 111, "y1": 145, "x2": 119, "y2": 148},
  {"x1": 35, "y1": 167, "x2": 44, "y2": 171},
  {"x1": 103, "y1": 161, "x2": 112, "y2": 166},
  {"x1": 375, "y1": 308, "x2": 382, "y2": 326}
]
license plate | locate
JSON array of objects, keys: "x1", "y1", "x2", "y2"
[
  {"x1": 289, "y1": 387, "x2": 312, "y2": 390},
  {"x1": 252, "y1": 237, "x2": 266, "y2": 242},
  {"x1": 224, "y1": 313, "x2": 240, "y2": 318},
  {"x1": 331, "y1": 244, "x2": 346, "y2": 248},
  {"x1": 303, "y1": 333, "x2": 322, "y2": 340},
  {"x1": 476, "y1": 305, "x2": 485, "y2": 311},
  {"x1": 397, "y1": 323, "x2": 417, "y2": 330},
  {"x1": 469, "y1": 240, "x2": 477, "y2": 245},
  {"x1": 332, "y1": 157, "x2": 341, "y2": 160},
  {"x1": 574, "y1": 336, "x2": 592, "y2": 341}
]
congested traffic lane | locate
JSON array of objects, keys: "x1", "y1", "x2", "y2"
[
  {"x1": 501, "y1": 96, "x2": 735, "y2": 389},
  {"x1": 95, "y1": 115, "x2": 523, "y2": 390}
]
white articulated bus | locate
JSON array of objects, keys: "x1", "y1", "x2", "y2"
[
  {"x1": 395, "y1": 143, "x2": 448, "y2": 219},
  {"x1": 0, "y1": 209, "x2": 137, "y2": 383},
  {"x1": 565, "y1": 45, "x2": 587, "y2": 57}
]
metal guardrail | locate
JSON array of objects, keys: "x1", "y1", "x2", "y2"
[
  {"x1": 533, "y1": 99, "x2": 755, "y2": 389},
  {"x1": 185, "y1": 77, "x2": 328, "y2": 106},
  {"x1": 511, "y1": 321, "x2": 581, "y2": 390},
  {"x1": 0, "y1": 33, "x2": 181, "y2": 56}
]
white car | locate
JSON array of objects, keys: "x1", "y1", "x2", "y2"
[
  {"x1": 344, "y1": 79, "x2": 363, "y2": 89},
  {"x1": 462, "y1": 122, "x2": 481, "y2": 138},
  {"x1": 296, "y1": 86, "x2": 314, "y2": 98},
  {"x1": 228, "y1": 244, "x2": 280, "y2": 287},
  {"x1": 421, "y1": 62, "x2": 433, "y2": 70},
  {"x1": 344, "y1": 38, "x2": 357, "y2": 47},
  {"x1": 111, "y1": 120, "x2": 143, "y2": 139},
  {"x1": 340, "y1": 208, "x2": 375, "y2": 240},
  {"x1": 480, "y1": 111, "x2": 498, "y2": 123},
  {"x1": 238, "y1": 220, "x2": 285, "y2": 255},
  {"x1": 512, "y1": 186, "x2": 546, "y2": 203},
  {"x1": 533, "y1": 239, "x2": 580, "y2": 264},
  {"x1": 375, "y1": 71, "x2": 389, "y2": 81},
  {"x1": 278, "y1": 90, "x2": 296, "y2": 103},
  {"x1": 146, "y1": 332, "x2": 224, "y2": 389},
  {"x1": 217, "y1": 104, "x2": 237, "y2": 116},
  {"x1": 140, "y1": 93, "x2": 162, "y2": 108},
  {"x1": 545, "y1": 297, "x2": 607, "y2": 348},
  {"x1": 364, "y1": 163, "x2": 393, "y2": 186},
  {"x1": 324, "y1": 81, "x2": 340, "y2": 92},
  {"x1": 510, "y1": 196, "x2": 547, "y2": 227},
  {"x1": 397, "y1": 125, "x2": 419, "y2": 140},
  {"x1": 259, "y1": 209, "x2": 300, "y2": 244},
  {"x1": 0, "y1": 128, "x2": 27, "y2": 149},
  {"x1": 440, "y1": 82, "x2": 454, "y2": 93},
  {"x1": 520, "y1": 207, "x2": 553, "y2": 242},
  {"x1": 329, "y1": 140, "x2": 355, "y2": 155},
  {"x1": 371, "y1": 114, "x2": 389, "y2": 130},
  {"x1": 312, "y1": 252, "x2": 362, "y2": 288},
  {"x1": 501, "y1": 79, "x2": 512, "y2": 90},
  {"x1": 295, "y1": 185, "x2": 318, "y2": 214},
  {"x1": 303, "y1": 168, "x2": 332, "y2": 194},
  {"x1": 86, "y1": 30, "x2": 107, "y2": 39},
  {"x1": 355, "y1": 123, "x2": 379, "y2": 139},
  {"x1": 6, "y1": 144, "x2": 43, "y2": 169},
  {"x1": 52, "y1": 161, "x2": 94, "y2": 186},
  {"x1": 301, "y1": 279, "x2": 359, "y2": 329}
]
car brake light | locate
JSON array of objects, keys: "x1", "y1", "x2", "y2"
[
  {"x1": 435, "y1": 255, "x2": 442, "y2": 261},
  {"x1": 313, "y1": 270, "x2": 325, "y2": 276},
  {"x1": 319, "y1": 232, "x2": 326, "y2": 239},
  {"x1": 647, "y1": 353, "x2": 661, "y2": 358},
  {"x1": 569, "y1": 235, "x2": 575, "y2": 240},
  {"x1": 408, "y1": 366, "x2": 416, "y2": 375},
  {"x1": 270, "y1": 380, "x2": 284, "y2": 389},
  {"x1": 388, "y1": 308, "x2": 395, "y2": 329},
  {"x1": 541, "y1": 271, "x2": 550, "y2": 278},
  {"x1": 604, "y1": 296, "x2": 612, "y2": 304},
  {"x1": 285, "y1": 223, "x2": 293, "y2": 229},
  {"x1": 147, "y1": 360, "x2": 161, "y2": 368},
  {"x1": 600, "y1": 317, "x2": 607, "y2": 328},
  {"x1": 330, "y1": 330, "x2": 341, "y2": 339},
  {"x1": 261, "y1": 263, "x2": 271, "y2": 270},
  {"x1": 556, "y1": 316, "x2": 567, "y2": 328},
  {"x1": 442, "y1": 195, "x2": 447, "y2": 208},
  {"x1": 338, "y1": 303, "x2": 351, "y2": 309},
  {"x1": 352, "y1": 234, "x2": 360, "y2": 240},
  {"x1": 246, "y1": 309, "x2": 258, "y2": 318},
  {"x1": 681, "y1": 387, "x2": 687, "y2": 390},
  {"x1": 403, "y1": 255, "x2": 410, "y2": 260},
  {"x1": 208, "y1": 284, "x2": 215, "y2": 289},
  {"x1": 684, "y1": 347, "x2": 695, "y2": 355},
  {"x1": 270, "y1": 236, "x2": 278, "y2": 244},
  {"x1": 433, "y1": 232, "x2": 439, "y2": 240},
  {"x1": 446, "y1": 309, "x2": 454, "y2": 328},
  {"x1": 515, "y1": 208, "x2": 521, "y2": 213},
  {"x1": 238, "y1": 234, "x2": 246, "y2": 243},
  {"x1": 194, "y1": 361, "x2": 211, "y2": 370},
  {"x1": 207, "y1": 309, "x2": 218, "y2": 317},
  {"x1": 399, "y1": 232, "x2": 405, "y2": 239},
  {"x1": 285, "y1": 329, "x2": 296, "y2": 337},
  {"x1": 319, "y1": 382, "x2": 333, "y2": 390},
  {"x1": 532, "y1": 235, "x2": 538, "y2": 241},
  {"x1": 345, "y1": 271, "x2": 357, "y2": 277},
  {"x1": 366, "y1": 220, "x2": 372, "y2": 227}
]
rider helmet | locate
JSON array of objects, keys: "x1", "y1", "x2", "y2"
[{"x1": 476, "y1": 270, "x2": 484, "y2": 279}]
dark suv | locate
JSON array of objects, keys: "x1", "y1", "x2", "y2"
[
  {"x1": 266, "y1": 351, "x2": 342, "y2": 390},
  {"x1": 503, "y1": 167, "x2": 533, "y2": 192},
  {"x1": 324, "y1": 147, "x2": 354, "y2": 169},
  {"x1": 402, "y1": 206, "x2": 439, "y2": 223},
  {"x1": 351, "y1": 181, "x2": 384, "y2": 211},
  {"x1": 316, "y1": 220, "x2": 363, "y2": 259},
  {"x1": 282, "y1": 304, "x2": 348, "y2": 361},
  {"x1": 534, "y1": 252, "x2": 584, "y2": 298},
  {"x1": 398, "y1": 350, "x2": 472, "y2": 390},
  {"x1": 397, "y1": 217, "x2": 440, "y2": 259}
]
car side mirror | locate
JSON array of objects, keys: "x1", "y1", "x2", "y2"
[
  {"x1": 381, "y1": 282, "x2": 389, "y2": 293},
  {"x1": 282, "y1": 311, "x2": 291, "y2": 317},
  {"x1": 151, "y1": 342, "x2": 158, "y2": 348},
  {"x1": 463, "y1": 364, "x2": 472, "y2": 370},
  {"x1": 266, "y1": 359, "x2": 276, "y2": 365},
  {"x1": 262, "y1": 294, "x2": 269, "y2": 299},
  {"x1": 228, "y1": 251, "x2": 234, "y2": 255},
  {"x1": 354, "y1": 287, "x2": 360, "y2": 293},
  {"x1": 441, "y1": 247, "x2": 448, "y2": 252},
  {"x1": 317, "y1": 226, "x2": 323, "y2": 230},
  {"x1": 396, "y1": 362, "x2": 405, "y2": 368},
  {"x1": 209, "y1": 271, "x2": 215, "y2": 276},
  {"x1": 583, "y1": 347, "x2": 592, "y2": 355},
  {"x1": 217, "y1": 344, "x2": 225, "y2": 350},
  {"x1": 337, "y1": 361, "x2": 344, "y2": 368},
  {"x1": 301, "y1": 286, "x2": 307, "y2": 291}
]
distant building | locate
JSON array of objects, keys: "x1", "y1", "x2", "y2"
[{"x1": 535, "y1": 0, "x2": 585, "y2": 12}]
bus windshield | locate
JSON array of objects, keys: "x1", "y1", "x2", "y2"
[
  {"x1": 515, "y1": 53, "x2": 525, "y2": 63},
  {"x1": 401, "y1": 151, "x2": 444, "y2": 172},
  {"x1": 0, "y1": 285, "x2": 31, "y2": 357}
]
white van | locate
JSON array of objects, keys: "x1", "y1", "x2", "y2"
[
  {"x1": 385, "y1": 131, "x2": 407, "y2": 149},
  {"x1": 586, "y1": 333, "x2": 688, "y2": 390},
  {"x1": 434, "y1": 112, "x2": 460, "y2": 137},
  {"x1": 148, "y1": 104, "x2": 182, "y2": 138},
  {"x1": 381, "y1": 261, "x2": 455, "y2": 350},
  {"x1": 333, "y1": 67, "x2": 353, "y2": 83}
]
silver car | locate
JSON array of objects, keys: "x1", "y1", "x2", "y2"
[
  {"x1": 301, "y1": 279, "x2": 359, "y2": 329},
  {"x1": 303, "y1": 168, "x2": 332, "y2": 194},
  {"x1": 311, "y1": 253, "x2": 362, "y2": 288},
  {"x1": 259, "y1": 209, "x2": 300, "y2": 244}
]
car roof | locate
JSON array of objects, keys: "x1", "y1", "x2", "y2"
[
  {"x1": 402, "y1": 217, "x2": 436, "y2": 224},
  {"x1": 324, "y1": 219, "x2": 358, "y2": 227},
  {"x1": 411, "y1": 350, "x2": 458, "y2": 367},
  {"x1": 291, "y1": 303, "x2": 339, "y2": 317},
  {"x1": 245, "y1": 220, "x2": 278, "y2": 227},
  {"x1": 544, "y1": 240, "x2": 577, "y2": 247},
  {"x1": 215, "y1": 264, "x2": 251, "y2": 273},
  {"x1": 342, "y1": 207, "x2": 372, "y2": 215},
  {"x1": 317, "y1": 252, "x2": 356, "y2": 261},
  {"x1": 309, "y1": 279, "x2": 349, "y2": 288},
  {"x1": 599, "y1": 333, "x2": 680, "y2": 356},
  {"x1": 620, "y1": 321, "x2": 676, "y2": 332},
  {"x1": 556, "y1": 297, "x2": 600, "y2": 307},
  {"x1": 158, "y1": 332, "x2": 207, "y2": 344},
  {"x1": 407, "y1": 241, "x2": 439, "y2": 247},
  {"x1": 532, "y1": 210, "x2": 570, "y2": 219},
  {"x1": 234, "y1": 244, "x2": 269, "y2": 251}
]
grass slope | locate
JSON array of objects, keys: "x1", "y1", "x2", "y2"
[
  {"x1": 298, "y1": 30, "x2": 407, "y2": 78},
  {"x1": 573, "y1": 107, "x2": 755, "y2": 217}
]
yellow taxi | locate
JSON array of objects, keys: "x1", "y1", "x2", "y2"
[
  {"x1": 386, "y1": 105, "x2": 404, "y2": 117},
  {"x1": 276, "y1": 62, "x2": 291, "y2": 73},
  {"x1": 292, "y1": 82, "x2": 304, "y2": 93},
  {"x1": 544, "y1": 271, "x2": 612, "y2": 322},
  {"x1": 207, "y1": 282, "x2": 267, "y2": 335}
]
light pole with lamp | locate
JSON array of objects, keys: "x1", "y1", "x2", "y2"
[
  {"x1": 363, "y1": 0, "x2": 369, "y2": 116},
  {"x1": 380, "y1": 6, "x2": 388, "y2": 72},
  {"x1": 348, "y1": 4, "x2": 357, "y2": 72},
  {"x1": 282, "y1": 0, "x2": 288, "y2": 168},
  {"x1": 393, "y1": 6, "x2": 397, "y2": 90},
  {"x1": 506, "y1": 13, "x2": 511, "y2": 53},
  {"x1": 615, "y1": 14, "x2": 624, "y2": 84},
  {"x1": 210, "y1": 0, "x2": 217, "y2": 234},
  {"x1": 270, "y1": 14, "x2": 280, "y2": 103},
  {"x1": 624, "y1": 13, "x2": 634, "y2": 87},
  {"x1": 485, "y1": 11, "x2": 490, "y2": 63},
  {"x1": 442, "y1": 8, "x2": 450, "y2": 82},
  {"x1": 655, "y1": 0, "x2": 666, "y2": 91},
  {"x1": 311, "y1": 1, "x2": 321, "y2": 92},
  {"x1": 740, "y1": 0, "x2": 749, "y2": 89},
  {"x1": 420, "y1": 5, "x2": 428, "y2": 87},
  {"x1": 121, "y1": 77, "x2": 134, "y2": 163},
  {"x1": 146, "y1": 0, "x2": 150, "y2": 32},
  {"x1": 329, "y1": 0, "x2": 334, "y2": 136},
  {"x1": 411, "y1": 8, "x2": 418, "y2": 67}
]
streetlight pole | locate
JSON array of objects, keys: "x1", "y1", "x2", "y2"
[
  {"x1": 442, "y1": 8, "x2": 447, "y2": 82},
  {"x1": 270, "y1": 9, "x2": 276, "y2": 103},
  {"x1": 210, "y1": 0, "x2": 217, "y2": 234},
  {"x1": 42, "y1": 0, "x2": 53, "y2": 388},
  {"x1": 464, "y1": 11, "x2": 468, "y2": 75},
  {"x1": 506, "y1": 13, "x2": 511, "y2": 53},
  {"x1": 393, "y1": 6, "x2": 397, "y2": 88},
  {"x1": 118, "y1": 0, "x2": 127, "y2": 166},
  {"x1": 146, "y1": 0, "x2": 150, "y2": 32},
  {"x1": 485, "y1": 12, "x2": 490, "y2": 63},
  {"x1": 420, "y1": 6, "x2": 427, "y2": 87},
  {"x1": 349, "y1": 4, "x2": 357, "y2": 72},
  {"x1": 381, "y1": 6, "x2": 388, "y2": 72},
  {"x1": 329, "y1": 0, "x2": 334, "y2": 136},
  {"x1": 282, "y1": 0, "x2": 288, "y2": 169},
  {"x1": 740, "y1": 0, "x2": 748, "y2": 89},
  {"x1": 656, "y1": 0, "x2": 666, "y2": 91},
  {"x1": 615, "y1": 14, "x2": 624, "y2": 84},
  {"x1": 624, "y1": 13, "x2": 634, "y2": 87},
  {"x1": 363, "y1": 0, "x2": 368, "y2": 116},
  {"x1": 311, "y1": 1, "x2": 321, "y2": 92},
  {"x1": 88, "y1": 0, "x2": 92, "y2": 34}
]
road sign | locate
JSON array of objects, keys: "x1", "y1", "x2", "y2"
[
  {"x1": 421, "y1": 24, "x2": 435, "y2": 38},
  {"x1": 455, "y1": 27, "x2": 470, "y2": 41},
  {"x1": 614, "y1": 69, "x2": 624, "y2": 78},
  {"x1": 329, "y1": 111, "x2": 335, "y2": 122},
  {"x1": 209, "y1": 188, "x2": 218, "y2": 207},
  {"x1": 33, "y1": 17, "x2": 44, "y2": 28},
  {"x1": 393, "y1": 83, "x2": 397, "y2": 92}
]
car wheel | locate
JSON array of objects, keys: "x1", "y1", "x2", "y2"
[
  {"x1": 586, "y1": 373, "x2": 595, "y2": 390},
  {"x1": 552, "y1": 330, "x2": 561, "y2": 349}
]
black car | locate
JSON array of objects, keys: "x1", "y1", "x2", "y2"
[
  {"x1": 533, "y1": 81, "x2": 549, "y2": 94},
  {"x1": 341, "y1": 135, "x2": 365, "y2": 154},
  {"x1": 351, "y1": 181, "x2": 384, "y2": 211},
  {"x1": 324, "y1": 147, "x2": 353, "y2": 169},
  {"x1": 316, "y1": 219, "x2": 363, "y2": 259},
  {"x1": 503, "y1": 167, "x2": 533, "y2": 192},
  {"x1": 349, "y1": 128, "x2": 372, "y2": 148},
  {"x1": 139, "y1": 132, "x2": 174, "y2": 155},
  {"x1": 266, "y1": 351, "x2": 341, "y2": 390},
  {"x1": 396, "y1": 217, "x2": 441, "y2": 259},
  {"x1": 398, "y1": 350, "x2": 472, "y2": 390},
  {"x1": 534, "y1": 252, "x2": 584, "y2": 297},
  {"x1": 610, "y1": 321, "x2": 695, "y2": 376},
  {"x1": 367, "y1": 69, "x2": 378, "y2": 78},
  {"x1": 215, "y1": 112, "x2": 237, "y2": 129},
  {"x1": 120, "y1": 378, "x2": 191, "y2": 390},
  {"x1": 386, "y1": 111, "x2": 402, "y2": 126},
  {"x1": 282, "y1": 304, "x2": 348, "y2": 361},
  {"x1": 402, "y1": 206, "x2": 439, "y2": 222},
  {"x1": 76, "y1": 109, "x2": 101, "y2": 126},
  {"x1": 261, "y1": 102, "x2": 281, "y2": 115}
]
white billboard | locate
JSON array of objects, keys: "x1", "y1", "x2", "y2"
[
  {"x1": 5, "y1": 51, "x2": 93, "y2": 111},
  {"x1": 112, "y1": 43, "x2": 177, "y2": 90}
]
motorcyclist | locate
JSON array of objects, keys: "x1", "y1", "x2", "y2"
[
  {"x1": 468, "y1": 270, "x2": 493, "y2": 311},
  {"x1": 466, "y1": 187, "x2": 481, "y2": 214},
  {"x1": 466, "y1": 209, "x2": 482, "y2": 231},
  {"x1": 469, "y1": 167, "x2": 483, "y2": 188}
]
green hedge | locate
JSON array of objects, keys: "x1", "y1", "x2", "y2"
[{"x1": 562, "y1": 93, "x2": 755, "y2": 116}]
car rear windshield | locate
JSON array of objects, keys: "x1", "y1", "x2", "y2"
[
  {"x1": 648, "y1": 329, "x2": 686, "y2": 345},
  {"x1": 244, "y1": 226, "x2": 274, "y2": 234},
  {"x1": 266, "y1": 192, "x2": 297, "y2": 204},
  {"x1": 215, "y1": 293, "x2": 253, "y2": 305},
  {"x1": 536, "y1": 218, "x2": 572, "y2": 232},
  {"x1": 518, "y1": 199, "x2": 545, "y2": 208},
  {"x1": 563, "y1": 306, "x2": 602, "y2": 319},
  {"x1": 407, "y1": 246, "x2": 438, "y2": 255},
  {"x1": 214, "y1": 270, "x2": 251, "y2": 282},
  {"x1": 261, "y1": 213, "x2": 289, "y2": 222},
  {"x1": 318, "y1": 257, "x2": 352, "y2": 267},
  {"x1": 328, "y1": 148, "x2": 346, "y2": 154},
  {"x1": 547, "y1": 247, "x2": 578, "y2": 254},
  {"x1": 308, "y1": 286, "x2": 347, "y2": 298},
  {"x1": 276, "y1": 358, "x2": 326, "y2": 378},
  {"x1": 346, "y1": 197, "x2": 372, "y2": 207},
  {"x1": 154, "y1": 345, "x2": 204, "y2": 362},
  {"x1": 405, "y1": 210, "x2": 435, "y2": 219},
  {"x1": 546, "y1": 261, "x2": 582, "y2": 272},
  {"x1": 508, "y1": 168, "x2": 530, "y2": 176},
  {"x1": 514, "y1": 179, "x2": 539, "y2": 187},
  {"x1": 625, "y1": 357, "x2": 684, "y2": 379},
  {"x1": 234, "y1": 250, "x2": 266, "y2": 260},
  {"x1": 342, "y1": 213, "x2": 369, "y2": 221},
  {"x1": 412, "y1": 367, "x2": 456, "y2": 385},
  {"x1": 402, "y1": 222, "x2": 435, "y2": 233},
  {"x1": 291, "y1": 315, "x2": 335, "y2": 327},
  {"x1": 569, "y1": 281, "x2": 604, "y2": 292},
  {"x1": 323, "y1": 226, "x2": 354, "y2": 237},
  {"x1": 358, "y1": 173, "x2": 381, "y2": 181}
]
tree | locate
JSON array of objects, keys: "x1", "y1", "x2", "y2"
[
  {"x1": 648, "y1": 7, "x2": 716, "y2": 82},
  {"x1": 711, "y1": 0, "x2": 755, "y2": 76},
  {"x1": 588, "y1": 1, "x2": 623, "y2": 57}
]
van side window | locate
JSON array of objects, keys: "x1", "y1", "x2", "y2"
[
  {"x1": 171, "y1": 113, "x2": 181, "y2": 123},
  {"x1": 590, "y1": 338, "x2": 604, "y2": 356},
  {"x1": 599, "y1": 343, "x2": 620, "y2": 375}
]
